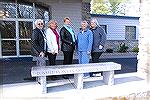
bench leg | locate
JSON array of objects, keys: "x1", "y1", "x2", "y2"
[
  {"x1": 35, "y1": 57, "x2": 46, "y2": 84},
  {"x1": 74, "y1": 73, "x2": 83, "y2": 89},
  {"x1": 40, "y1": 76, "x2": 47, "y2": 94},
  {"x1": 103, "y1": 71, "x2": 114, "y2": 85}
]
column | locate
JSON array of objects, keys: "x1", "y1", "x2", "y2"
[{"x1": 137, "y1": 0, "x2": 150, "y2": 88}]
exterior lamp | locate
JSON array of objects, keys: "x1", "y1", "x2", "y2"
[{"x1": 0, "y1": 10, "x2": 9, "y2": 18}]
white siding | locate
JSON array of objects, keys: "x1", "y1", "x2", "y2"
[{"x1": 93, "y1": 17, "x2": 140, "y2": 40}]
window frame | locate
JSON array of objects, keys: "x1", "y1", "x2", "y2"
[{"x1": 125, "y1": 26, "x2": 136, "y2": 40}]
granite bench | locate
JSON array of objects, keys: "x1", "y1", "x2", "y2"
[{"x1": 31, "y1": 62, "x2": 121, "y2": 93}]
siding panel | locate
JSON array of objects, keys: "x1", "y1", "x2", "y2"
[{"x1": 93, "y1": 17, "x2": 139, "y2": 40}]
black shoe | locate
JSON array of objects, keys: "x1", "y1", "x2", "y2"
[
  {"x1": 38, "y1": 81, "x2": 41, "y2": 85},
  {"x1": 24, "y1": 77, "x2": 36, "y2": 81},
  {"x1": 47, "y1": 76, "x2": 59, "y2": 81},
  {"x1": 62, "y1": 75, "x2": 69, "y2": 79}
]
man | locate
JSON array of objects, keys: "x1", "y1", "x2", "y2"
[{"x1": 90, "y1": 18, "x2": 106, "y2": 77}]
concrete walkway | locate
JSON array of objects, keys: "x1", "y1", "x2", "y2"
[
  {"x1": 1, "y1": 72, "x2": 149, "y2": 100},
  {"x1": 56, "y1": 52, "x2": 137, "y2": 60}
]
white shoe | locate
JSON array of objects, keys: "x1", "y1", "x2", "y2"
[
  {"x1": 84, "y1": 75, "x2": 90, "y2": 79},
  {"x1": 93, "y1": 73, "x2": 101, "y2": 77}
]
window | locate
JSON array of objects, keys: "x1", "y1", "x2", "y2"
[
  {"x1": 100, "y1": 25, "x2": 107, "y2": 34},
  {"x1": 125, "y1": 26, "x2": 136, "y2": 40},
  {"x1": 0, "y1": 1, "x2": 50, "y2": 57}
]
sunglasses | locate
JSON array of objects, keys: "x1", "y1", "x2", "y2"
[{"x1": 38, "y1": 23, "x2": 43, "y2": 26}]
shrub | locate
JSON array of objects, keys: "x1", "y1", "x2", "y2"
[
  {"x1": 118, "y1": 43, "x2": 129, "y2": 53},
  {"x1": 132, "y1": 46, "x2": 139, "y2": 53},
  {"x1": 106, "y1": 48, "x2": 113, "y2": 53}
]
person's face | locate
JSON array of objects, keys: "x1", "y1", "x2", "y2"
[
  {"x1": 90, "y1": 21, "x2": 96, "y2": 29},
  {"x1": 36, "y1": 21, "x2": 44, "y2": 29},
  {"x1": 81, "y1": 22, "x2": 87, "y2": 30},
  {"x1": 50, "y1": 22, "x2": 57, "y2": 29},
  {"x1": 64, "y1": 19, "x2": 71, "y2": 25}
]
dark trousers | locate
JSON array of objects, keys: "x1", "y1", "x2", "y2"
[
  {"x1": 90, "y1": 52, "x2": 103, "y2": 76},
  {"x1": 47, "y1": 52, "x2": 57, "y2": 65},
  {"x1": 91, "y1": 52, "x2": 103, "y2": 63},
  {"x1": 62, "y1": 51, "x2": 74, "y2": 79},
  {"x1": 63, "y1": 51, "x2": 74, "y2": 65}
]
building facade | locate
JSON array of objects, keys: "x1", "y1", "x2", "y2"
[
  {"x1": 0, "y1": 0, "x2": 91, "y2": 58},
  {"x1": 91, "y1": 14, "x2": 140, "y2": 52}
]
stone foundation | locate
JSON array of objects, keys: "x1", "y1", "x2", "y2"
[{"x1": 105, "y1": 40, "x2": 138, "y2": 52}]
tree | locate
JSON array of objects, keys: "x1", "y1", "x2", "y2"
[
  {"x1": 107, "y1": 0, "x2": 127, "y2": 15},
  {"x1": 91, "y1": 0, "x2": 110, "y2": 14},
  {"x1": 91, "y1": 0, "x2": 128, "y2": 15}
]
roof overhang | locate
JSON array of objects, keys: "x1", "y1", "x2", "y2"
[{"x1": 82, "y1": 0, "x2": 91, "y2": 3}]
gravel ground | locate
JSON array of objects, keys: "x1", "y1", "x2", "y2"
[{"x1": 96, "y1": 91, "x2": 150, "y2": 100}]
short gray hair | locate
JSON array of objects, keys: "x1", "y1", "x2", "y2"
[
  {"x1": 81, "y1": 20, "x2": 88, "y2": 25},
  {"x1": 90, "y1": 18, "x2": 99, "y2": 26},
  {"x1": 34, "y1": 19, "x2": 44, "y2": 25}
]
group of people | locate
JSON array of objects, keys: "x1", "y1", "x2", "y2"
[{"x1": 31, "y1": 17, "x2": 106, "y2": 78}]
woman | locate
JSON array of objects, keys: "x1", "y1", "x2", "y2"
[
  {"x1": 77, "y1": 20, "x2": 93, "y2": 77},
  {"x1": 46, "y1": 20, "x2": 59, "y2": 65},
  {"x1": 90, "y1": 18, "x2": 106, "y2": 77},
  {"x1": 60, "y1": 17, "x2": 76, "y2": 65}
]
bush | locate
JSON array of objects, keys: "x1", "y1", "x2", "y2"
[
  {"x1": 106, "y1": 48, "x2": 113, "y2": 53},
  {"x1": 118, "y1": 43, "x2": 129, "y2": 53},
  {"x1": 132, "y1": 46, "x2": 139, "y2": 53}
]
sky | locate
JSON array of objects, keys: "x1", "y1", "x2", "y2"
[{"x1": 125, "y1": 0, "x2": 140, "y2": 17}]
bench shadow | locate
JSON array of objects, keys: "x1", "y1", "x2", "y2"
[
  {"x1": 83, "y1": 76, "x2": 144, "y2": 89},
  {"x1": 47, "y1": 83, "x2": 75, "y2": 93},
  {"x1": 47, "y1": 76, "x2": 144, "y2": 93},
  {"x1": 114, "y1": 76, "x2": 144, "y2": 85},
  {"x1": 84, "y1": 80, "x2": 105, "y2": 89}
]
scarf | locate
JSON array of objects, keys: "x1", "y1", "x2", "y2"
[
  {"x1": 50, "y1": 28, "x2": 60, "y2": 49},
  {"x1": 63, "y1": 25, "x2": 75, "y2": 42}
]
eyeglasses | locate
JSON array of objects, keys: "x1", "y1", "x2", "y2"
[{"x1": 38, "y1": 23, "x2": 43, "y2": 26}]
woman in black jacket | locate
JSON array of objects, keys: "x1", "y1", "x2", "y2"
[{"x1": 60, "y1": 17, "x2": 76, "y2": 65}]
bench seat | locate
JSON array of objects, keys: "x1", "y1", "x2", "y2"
[{"x1": 31, "y1": 62, "x2": 121, "y2": 93}]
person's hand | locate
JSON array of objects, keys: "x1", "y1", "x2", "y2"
[
  {"x1": 75, "y1": 51, "x2": 78, "y2": 56},
  {"x1": 70, "y1": 42, "x2": 72, "y2": 45},
  {"x1": 99, "y1": 45, "x2": 103, "y2": 49},
  {"x1": 87, "y1": 51, "x2": 91, "y2": 55},
  {"x1": 51, "y1": 50, "x2": 56, "y2": 55},
  {"x1": 52, "y1": 51, "x2": 56, "y2": 55},
  {"x1": 39, "y1": 52, "x2": 45, "y2": 57}
]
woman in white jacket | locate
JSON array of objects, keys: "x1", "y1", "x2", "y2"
[{"x1": 46, "y1": 20, "x2": 59, "y2": 65}]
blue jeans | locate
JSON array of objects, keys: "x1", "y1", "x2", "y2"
[{"x1": 78, "y1": 51, "x2": 90, "y2": 77}]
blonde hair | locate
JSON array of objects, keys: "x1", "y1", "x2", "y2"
[
  {"x1": 64, "y1": 17, "x2": 71, "y2": 22},
  {"x1": 48, "y1": 20, "x2": 57, "y2": 28}
]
